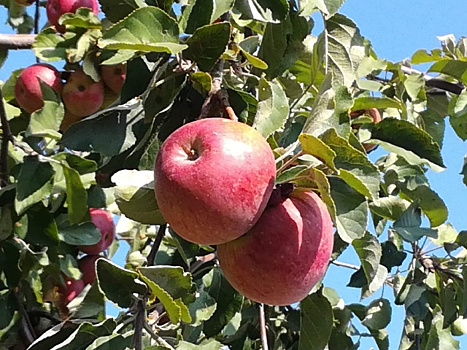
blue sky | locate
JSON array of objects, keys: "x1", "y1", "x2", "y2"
[{"x1": 1, "y1": 1, "x2": 467, "y2": 348}]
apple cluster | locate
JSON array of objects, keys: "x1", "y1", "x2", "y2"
[
  {"x1": 153, "y1": 118, "x2": 334, "y2": 306},
  {"x1": 13, "y1": 0, "x2": 127, "y2": 132},
  {"x1": 58, "y1": 208, "x2": 115, "y2": 305}
]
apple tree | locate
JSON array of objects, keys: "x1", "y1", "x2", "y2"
[{"x1": 1, "y1": 0, "x2": 467, "y2": 349}]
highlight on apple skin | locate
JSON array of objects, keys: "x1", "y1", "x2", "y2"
[
  {"x1": 14, "y1": 63, "x2": 63, "y2": 114},
  {"x1": 154, "y1": 118, "x2": 276, "y2": 245},
  {"x1": 78, "y1": 209, "x2": 115, "y2": 255},
  {"x1": 217, "y1": 189, "x2": 334, "y2": 306},
  {"x1": 58, "y1": 276, "x2": 85, "y2": 304}
]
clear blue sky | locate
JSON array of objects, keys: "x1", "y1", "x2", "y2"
[{"x1": 1, "y1": 1, "x2": 467, "y2": 348}]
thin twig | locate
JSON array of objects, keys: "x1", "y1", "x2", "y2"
[
  {"x1": 131, "y1": 300, "x2": 145, "y2": 350},
  {"x1": 276, "y1": 151, "x2": 304, "y2": 175},
  {"x1": 0, "y1": 89, "x2": 13, "y2": 187},
  {"x1": 147, "y1": 224, "x2": 167, "y2": 267},
  {"x1": 0, "y1": 34, "x2": 36, "y2": 50},
  {"x1": 34, "y1": 0, "x2": 40, "y2": 63},
  {"x1": 259, "y1": 303, "x2": 269, "y2": 350},
  {"x1": 330, "y1": 259, "x2": 360, "y2": 271},
  {"x1": 15, "y1": 294, "x2": 37, "y2": 345},
  {"x1": 143, "y1": 322, "x2": 175, "y2": 350}
]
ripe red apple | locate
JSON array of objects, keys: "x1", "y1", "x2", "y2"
[
  {"x1": 14, "y1": 0, "x2": 35, "y2": 6},
  {"x1": 100, "y1": 63, "x2": 127, "y2": 94},
  {"x1": 14, "y1": 63, "x2": 63, "y2": 114},
  {"x1": 61, "y1": 69, "x2": 105, "y2": 117},
  {"x1": 58, "y1": 276, "x2": 85, "y2": 304},
  {"x1": 46, "y1": 0, "x2": 99, "y2": 32},
  {"x1": 78, "y1": 208, "x2": 115, "y2": 255},
  {"x1": 217, "y1": 189, "x2": 334, "y2": 306},
  {"x1": 349, "y1": 108, "x2": 382, "y2": 153},
  {"x1": 78, "y1": 254, "x2": 101, "y2": 285},
  {"x1": 154, "y1": 118, "x2": 276, "y2": 245}
]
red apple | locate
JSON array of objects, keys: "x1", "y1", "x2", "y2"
[
  {"x1": 61, "y1": 69, "x2": 105, "y2": 117},
  {"x1": 14, "y1": 63, "x2": 63, "y2": 114},
  {"x1": 46, "y1": 0, "x2": 99, "y2": 32},
  {"x1": 78, "y1": 254, "x2": 101, "y2": 285},
  {"x1": 154, "y1": 118, "x2": 276, "y2": 245},
  {"x1": 349, "y1": 108, "x2": 382, "y2": 153},
  {"x1": 58, "y1": 276, "x2": 85, "y2": 304},
  {"x1": 217, "y1": 189, "x2": 334, "y2": 306},
  {"x1": 14, "y1": 0, "x2": 35, "y2": 6},
  {"x1": 100, "y1": 63, "x2": 127, "y2": 94},
  {"x1": 78, "y1": 208, "x2": 115, "y2": 255}
]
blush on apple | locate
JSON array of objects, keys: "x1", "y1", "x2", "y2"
[
  {"x1": 154, "y1": 118, "x2": 276, "y2": 245},
  {"x1": 78, "y1": 254, "x2": 101, "y2": 285},
  {"x1": 100, "y1": 63, "x2": 127, "y2": 94},
  {"x1": 61, "y1": 69, "x2": 105, "y2": 117},
  {"x1": 46, "y1": 0, "x2": 99, "y2": 32},
  {"x1": 78, "y1": 209, "x2": 115, "y2": 255},
  {"x1": 14, "y1": 63, "x2": 63, "y2": 114},
  {"x1": 217, "y1": 189, "x2": 334, "y2": 306}
]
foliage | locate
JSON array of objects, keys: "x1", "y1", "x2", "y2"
[{"x1": 0, "y1": 0, "x2": 467, "y2": 349}]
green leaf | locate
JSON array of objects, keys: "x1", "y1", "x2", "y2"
[
  {"x1": 352, "y1": 96, "x2": 403, "y2": 111},
  {"x1": 60, "y1": 8, "x2": 102, "y2": 29},
  {"x1": 329, "y1": 177, "x2": 368, "y2": 243},
  {"x1": 178, "y1": 339, "x2": 223, "y2": 350},
  {"x1": 27, "y1": 322, "x2": 80, "y2": 350},
  {"x1": 96, "y1": 259, "x2": 147, "y2": 308},
  {"x1": 83, "y1": 331, "x2": 133, "y2": 350},
  {"x1": 425, "y1": 306, "x2": 460, "y2": 350},
  {"x1": 19, "y1": 206, "x2": 60, "y2": 246},
  {"x1": 361, "y1": 298, "x2": 391, "y2": 331},
  {"x1": 404, "y1": 73, "x2": 425, "y2": 100},
  {"x1": 69, "y1": 282, "x2": 106, "y2": 320},
  {"x1": 411, "y1": 48, "x2": 445, "y2": 64},
  {"x1": 299, "y1": 292, "x2": 333, "y2": 350},
  {"x1": 191, "y1": 71, "x2": 212, "y2": 95},
  {"x1": 352, "y1": 232, "x2": 381, "y2": 288},
  {"x1": 380, "y1": 241, "x2": 407, "y2": 271},
  {"x1": 58, "y1": 222, "x2": 101, "y2": 246},
  {"x1": 369, "y1": 196, "x2": 411, "y2": 221},
  {"x1": 99, "y1": 0, "x2": 138, "y2": 23},
  {"x1": 32, "y1": 28, "x2": 68, "y2": 62},
  {"x1": 98, "y1": 7, "x2": 187, "y2": 54},
  {"x1": 184, "y1": 22, "x2": 230, "y2": 72},
  {"x1": 60, "y1": 254, "x2": 81, "y2": 280},
  {"x1": 428, "y1": 60, "x2": 467, "y2": 85},
  {"x1": 253, "y1": 77, "x2": 289, "y2": 138},
  {"x1": 392, "y1": 201, "x2": 438, "y2": 242},
  {"x1": 298, "y1": 0, "x2": 346, "y2": 18},
  {"x1": 449, "y1": 90, "x2": 467, "y2": 141},
  {"x1": 370, "y1": 118, "x2": 445, "y2": 171},
  {"x1": 15, "y1": 156, "x2": 55, "y2": 215},
  {"x1": 276, "y1": 165, "x2": 309, "y2": 184},
  {"x1": 183, "y1": 0, "x2": 234, "y2": 34},
  {"x1": 321, "y1": 129, "x2": 380, "y2": 199},
  {"x1": 299, "y1": 134, "x2": 337, "y2": 172},
  {"x1": 138, "y1": 265, "x2": 193, "y2": 301},
  {"x1": 112, "y1": 170, "x2": 166, "y2": 225},
  {"x1": 234, "y1": 0, "x2": 289, "y2": 23},
  {"x1": 189, "y1": 291, "x2": 217, "y2": 326},
  {"x1": 238, "y1": 39, "x2": 268, "y2": 70},
  {"x1": 62, "y1": 164, "x2": 88, "y2": 224}
]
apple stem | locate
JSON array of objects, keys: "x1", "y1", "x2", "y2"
[
  {"x1": 259, "y1": 303, "x2": 269, "y2": 350},
  {"x1": 147, "y1": 224, "x2": 167, "y2": 267},
  {"x1": 330, "y1": 259, "x2": 360, "y2": 271}
]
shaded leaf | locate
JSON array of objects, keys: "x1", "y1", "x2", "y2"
[
  {"x1": 58, "y1": 222, "x2": 101, "y2": 246},
  {"x1": 234, "y1": 0, "x2": 289, "y2": 23},
  {"x1": 299, "y1": 292, "x2": 333, "y2": 350},
  {"x1": 361, "y1": 298, "x2": 391, "y2": 331}
]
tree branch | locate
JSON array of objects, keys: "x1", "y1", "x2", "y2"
[
  {"x1": 0, "y1": 89, "x2": 13, "y2": 187},
  {"x1": 400, "y1": 66, "x2": 464, "y2": 95},
  {"x1": 146, "y1": 224, "x2": 166, "y2": 267},
  {"x1": 259, "y1": 303, "x2": 269, "y2": 350},
  {"x1": 0, "y1": 34, "x2": 36, "y2": 50}
]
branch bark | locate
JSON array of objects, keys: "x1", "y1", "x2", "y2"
[
  {"x1": 259, "y1": 303, "x2": 269, "y2": 350},
  {"x1": 0, "y1": 34, "x2": 36, "y2": 50},
  {"x1": 146, "y1": 224, "x2": 166, "y2": 267}
]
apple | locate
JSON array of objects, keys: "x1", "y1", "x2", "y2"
[
  {"x1": 61, "y1": 69, "x2": 105, "y2": 117},
  {"x1": 217, "y1": 189, "x2": 334, "y2": 306},
  {"x1": 58, "y1": 276, "x2": 85, "y2": 304},
  {"x1": 100, "y1": 63, "x2": 127, "y2": 94},
  {"x1": 100, "y1": 87, "x2": 119, "y2": 110},
  {"x1": 349, "y1": 108, "x2": 382, "y2": 153},
  {"x1": 154, "y1": 118, "x2": 276, "y2": 245},
  {"x1": 78, "y1": 208, "x2": 115, "y2": 255},
  {"x1": 14, "y1": 0, "x2": 35, "y2": 6},
  {"x1": 14, "y1": 63, "x2": 63, "y2": 114},
  {"x1": 59, "y1": 109, "x2": 84, "y2": 132},
  {"x1": 78, "y1": 255, "x2": 101, "y2": 285},
  {"x1": 46, "y1": 0, "x2": 99, "y2": 32}
]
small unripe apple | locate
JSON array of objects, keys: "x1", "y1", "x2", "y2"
[
  {"x1": 58, "y1": 276, "x2": 85, "y2": 304},
  {"x1": 62, "y1": 69, "x2": 105, "y2": 117},
  {"x1": 154, "y1": 118, "x2": 276, "y2": 245},
  {"x1": 78, "y1": 208, "x2": 115, "y2": 255},
  {"x1": 14, "y1": 0, "x2": 35, "y2": 6},
  {"x1": 100, "y1": 63, "x2": 127, "y2": 94},
  {"x1": 349, "y1": 108, "x2": 382, "y2": 153},
  {"x1": 14, "y1": 63, "x2": 63, "y2": 114},
  {"x1": 78, "y1": 254, "x2": 101, "y2": 285},
  {"x1": 46, "y1": 0, "x2": 99, "y2": 32},
  {"x1": 217, "y1": 189, "x2": 334, "y2": 306}
]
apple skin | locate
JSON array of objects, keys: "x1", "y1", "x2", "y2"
[
  {"x1": 58, "y1": 277, "x2": 85, "y2": 304},
  {"x1": 349, "y1": 108, "x2": 382, "y2": 153},
  {"x1": 62, "y1": 69, "x2": 105, "y2": 117},
  {"x1": 78, "y1": 209, "x2": 115, "y2": 255},
  {"x1": 59, "y1": 109, "x2": 84, "y2": 132},
  {"x1": 217, "y1": 189, "x2": 334, "y2": 306},
  {"x1": 14, "y1": 63, "x2": 63, "y2": 114},
  {"x1": 46, "y1": 0, "x2": 99, "y2": 32},
  {"x1": 100, "y1": 63, "x2": 127, "y2": 94},
  {"x1": 154, "y1": 118, "x2": 276, "y2": 245},
  {"x1": 78, "y1": 255, "x2": 101, "y2": 285}
]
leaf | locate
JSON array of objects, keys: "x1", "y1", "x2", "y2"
[
  {"x1": 299, "y1": 292, "x2": 333, "y2": 350},
  {"x1": 380, "y1": 241, "x2": 407, "y2": 272},
  {"x1": 189, "y1": 291, "x2": 217, "y2": 326},
  {"x1": 369, "y1": 196, "x2": 411, "y2": 221},
  {"x1": 352, "y1": 232, "x2": 382, "y2": 288},
  {"x1": 58, "y1": 222, "x2": 101, "y2": 246},
  {"x1": 27, "y1": 322, "x2": 80, "y2": 350},
  {"x1": 60, "y1": 254, "x2": 81, "y2": 280},
  {"x1": 362, "y1": 264, "x2": 387, "y2": 299},
  {"x1": 428, "y1": 60, "x2": 467, "y2": 85},
  {"x1": 98, "y1": 7, "x2": 187, "y2": 54},
  {"x1": 361, "y1": 298, "x2": 391, "y2": 331},
  {"x1": 178, "y1": 339, "x2": 223, "y2": 350},
  {"x1": 321, "y1": 129, "x2": 380, "y2": 199},
  {"x1": 112, "y1": 170, "x2": 166, "y2": 225},
  {"x1": 69, "y1": 282, "x2": 106, "y2": 320},
  {"x1": 276, "y1": 165, "x2": 309, "y2": 184},
  {"x1": 184, "y1": 22, "x2": 230, "y2": 72},
  {"x1": 299, "y1": 134, "x2": 337, "y2": 172},
  {"x1": 20, "y1": 206, "x2": 60, "y2": 246},
  {"x1": 425, "y1": 306, "x2": 460, "y2": 350},
  {"x1": 183, "y1": 0, "x2": 234, "y2": 34},
  {"x1": 191, "y1": 71, "x2": 212, "y2": 95},
  {"x1": 62, "y1": 164, "x2": 88, "y2": 224},
  {"x1": 234, "y1": 0, "x2": 289, "y2": 23},
  {"x1": 138, "y1": 266, "x2": 193, "y2": 300},
  {"x1": 370, "y1": 118, "x2": 445, "y2": 171},
  {"x1": 253, "y1": 77, "x2": 289, "y2": 138},
  {"x1": 449, "y1": 90, "x2": 467, "y2": 141},
  {"x1": 392, "y1": 201, "x2": 438, "y2": 242},
  {"x1": 96, "y1": 259, "x2": 147, "y2": 308},
  {"x1": 352, "y1": 96, "x2": 403, "y2": 111},
  {"x1": 60, "y1": 8, "x2": 102, "y2": 29},
  {"x1": 32, "y1": 28, "x2": 68, "y2": 62},
  {"x1": 329, "y1": 177, "x2": 368, "y2": 243},
  {"x1": 99, "y1": 0, "x2": 138, "y2": 23},
  {"x1": 15, "y1": 156, "x2": 55, "y2": 215},
  {"x1": 298, "y1": 0, "x2": 346, "y2": 18},
  {"x1": 83, "y1": 331, "x2": 133, "y2": 350}
]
